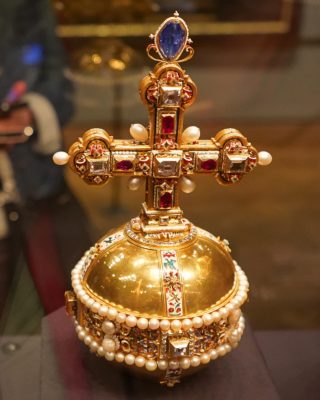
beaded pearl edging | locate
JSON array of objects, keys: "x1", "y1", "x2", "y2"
[
  {"x1": 71, "y1": 257, "x2": 248, "y2": 328},
  {"x1": 75, "y1": 316, "x2": 245, "y2": 372}
]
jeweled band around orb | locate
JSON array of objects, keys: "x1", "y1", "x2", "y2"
[{"x1": 66, "y1": 226, "x2": 249, "y2": 387}]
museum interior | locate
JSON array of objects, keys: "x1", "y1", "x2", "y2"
[{"x1": 0, "y1": 1, "x2": 319, "y2": 399}]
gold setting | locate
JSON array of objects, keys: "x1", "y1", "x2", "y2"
[{"x1": 58, "y1": 12, "x2": 271, "y2": 386}]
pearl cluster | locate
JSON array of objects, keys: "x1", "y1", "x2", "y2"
[
  {"x1": 71, "y1": 258, "x2": 249, "y2": 329},
  {"x1": 74, "y1": 316, "x2": 245, "y2": 372}
]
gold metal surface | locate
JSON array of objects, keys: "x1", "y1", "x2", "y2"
[
  {"x1": 85, "y1": 230, "x2": 235, "y2": 317},
  {"x1": 58, "y1": 12, "x2": 271, "y2": 386}
]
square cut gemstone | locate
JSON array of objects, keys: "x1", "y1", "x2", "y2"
[
  {"x1": 224, "y1": 154, "x2": 248, "y2": 173},
  {"x1": 201, "y1": 159, "x2": 217, "y2": 170},
  {"x1": 113, "y1": 154, "x2": 136, "y2": 171},
  {"x1": 116, "y1": 160, "x2": 133, "y2": 170},
  {"x1": 154, "y1": 155, "x2": 180, "y2": 178},
  {"x1": 196, "y1": 152, "x2": 219, "y2": 172},
  {"x1": 159, "y1": 191, "x2": 173, "y2": 208},
  {"x1": 161, "y1": 114, "x2": 175, "y2": 134},
  {"x1": 160, "y1": 86, "x2": 182, "y2": 106},
  {"x1": 88, "y1": 158, "x2": 109, "y2": 175},
  {"x1": 168, "y1": 337, "x2": 190, "y2": 357}
]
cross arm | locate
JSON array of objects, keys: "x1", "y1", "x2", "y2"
[
  {"x1": 180, "y1": 128, "x2": 271, "y2": 185},
  {"x1": 54, "y1": 128, "x2": 152, "y2": 185}
]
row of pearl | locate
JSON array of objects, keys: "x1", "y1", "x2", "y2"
[
  {"x1": 71, "y1": 259, "x2": 249, "y2": 331},
  {"x1": 75, "y1": 316, "x2": 245, "y2": 372}
]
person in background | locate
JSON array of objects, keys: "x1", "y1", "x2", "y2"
[
  {"x1": 0, "y1": 0, "x2": 88, "y2": 318},
  {"x1": 0, "y1": 0, "x2": 73, "y2": 206}
]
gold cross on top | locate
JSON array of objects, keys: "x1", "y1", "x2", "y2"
[{"x1": 53, "y1": 12, "x2": 272, "y2": 237}]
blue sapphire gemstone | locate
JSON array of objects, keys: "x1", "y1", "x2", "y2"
[{"x1": 158, "y1": 21, "x2": 187, "y2": 60}]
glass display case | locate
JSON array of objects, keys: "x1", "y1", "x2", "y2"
[{"x1": 0, "y1": 1, "x2": 319, "y2": 398}]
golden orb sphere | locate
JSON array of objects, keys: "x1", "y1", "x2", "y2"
[{"x1": 66, "y1": 222, "x2": 248, "y2": 386}]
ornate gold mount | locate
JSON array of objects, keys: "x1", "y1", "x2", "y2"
[{"x1": 53, "y1": 11, "x2": 271, "y2": 241}]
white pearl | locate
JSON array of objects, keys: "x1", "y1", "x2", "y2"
[
  {"x1": 228, "y1": 332, "x2": 239, "y2": 345},
  {"x1": 171, "y1": 320, "x2": 182, "y2": 331},
  {"x1": 192, "y1": 316, "x2": 203, "y2": 328},
  {"x1": 92, "y1": 302, "x2": 100, "y2": 313},
  {"x1": 160, "y1": 320, "x2": 170, "y2": 331},
  {"x1": 116, "y1": 313, "x2": 127, "y2": 324},
  {"x1": 90, "y1": 341, "x2": 98, "y2": 352},
  {"x1": 203, "y1": 313, "x2": 214, "y2": 326},
  {"x1": 190, "y1": 355, "x2": 201, "y2": 367},
  {"x1": 98, "y1": 306, "x2": 109, "y2": 317},
  {"x1": 74, "y1": 284, "x2": 81, "y2": 292},
  {"x1": 78, "y1": 331, "x2": 85, "y2": 340},
  {"x1": 75, "y1": 325, "x2": 82, "y2": 334},
  {"x1": 52, "y1": 151, "x2": 70, "y2": 165},
  {"x1": 169, "y1": 360, "x2": 180, "y2": 370},
  {"x1": 126, "y1": 315, "x2": 137, "y2": 327},
  {"x1": 130, "y1": 124, "x2": 148, "y2": 142},
  {"x1": 180, "y1": 176, "x2": 196, "y2": 194},
  {"x1": 127, "y1": 176, "x2": 143, "y2": 191},
  {"x1": 210, "y1": 349, "x2": 218, "y2": 360},
  {"x1": 102, "y1": 321, "x2": 115, "y2": 335},
  {"x1": 84, "y1": 335, "x2": 92, "y2": 346},
  {"x1": 115, "y1": 352, "x2": 125, "y2": 363},
  {"x1": 219, "y1": 308, "x2": 228, "y2": 319},
  {"x1": 217, "y1": 345, "x2": 227, "y2": 356},
  {"x1": 225, "y1": 344, "x2": 232, "y2": 353},
  {"x1": 97, "y1": 346, "x2": 105, "y2": 356},
  {"x1": 86, "y1": 298, "x2": 94, "y2": 308},
  {"x1": 105, "y1": 352, "x2": 115, "y2": 361},
  {"x1": 137, "y1": 318, "x2": 149, "y2": 330},
  {"x1": 82, "y1": 294, "x2": 89, "y2": 303},
  {"x1": 149, "y1": 318, "x2": 160, "y2": 330},
  {"x1": 134, "y1": 356, "x2": 146, "y2": 367},
  {"x1": 181, "y1": 126, "x2": 200, "y2": 143},
  {"x1": 258, "y1": 151, "x2": 272, "y2": 166},
  {"x1": 200, "y1": 353, "x2": 210, "y2": 364},
  {"x1": 145, "y1": 360, "x2": 157, "y2": 371},
  {"x1": 182, "y1": 319, "x2": 192, "y2": 331},
  {"x1": 180, "y1": 357, "x2": 191, "y2": 370},
  {"x1": 211, "y1": 311, "x2": 220, "y2": 322},
  {"x1": 125, "y1": 354, "x2": 135, "y2": 365},
  {"x1": 102, "y1": 338, "x2": 115, "y2": 352},
  {"x1": 80, "y1": 295, "x2": 87, "y2": 304},
  {"x1": 157, "y1": 360, "x2": 168, "y2": 370},
  {"x1": 107, "y1": 308, "x2": 118, "y2": 320}
]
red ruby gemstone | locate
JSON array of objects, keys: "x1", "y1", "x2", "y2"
[
  {"x1": 201, "y1": 159, "x2": 217, "y2": 171},
  {"x1": 159, "y1": 192, "x2": 173, "y2": 208},
  {"x1": 162, "y1": 115, "x2": 175, "y2": 134},
  {"x1": 116, "y1": 160, "x2": 133, "y2": 170}
]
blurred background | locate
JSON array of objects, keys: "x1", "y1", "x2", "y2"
[{"x1": 0, "y1": 0, "x2": 319, "y2": 343}]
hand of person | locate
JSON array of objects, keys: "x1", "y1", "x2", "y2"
[{"x1": 0, "y1": 106, "x2": 33, "y2": 145}]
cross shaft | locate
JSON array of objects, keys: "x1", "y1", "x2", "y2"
[{"x1": 54, "y1": 15, "x2": 271, "y2": 239}]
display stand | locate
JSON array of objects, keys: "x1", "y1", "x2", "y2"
[{"x1": 40, "y1": 308, "x2": 280, "y2": 400}]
